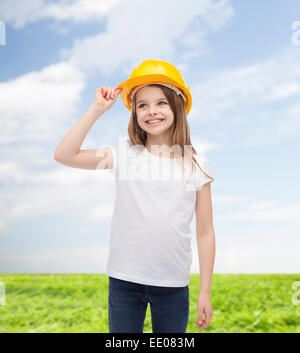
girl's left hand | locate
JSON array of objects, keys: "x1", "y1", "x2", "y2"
[{"x1": 194, "y1": 293, "x2": 213, "y2": 330}]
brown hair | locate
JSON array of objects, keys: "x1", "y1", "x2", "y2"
[{"x1": 127, "y1": 83, "x2": 210, "y2": 184}]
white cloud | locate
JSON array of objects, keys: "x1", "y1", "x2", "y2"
[
  {"x1": 275, "y1": 102, "x2": 300, "y2": 137},
  {"x1": 192, "y1": 140, "x2": 219, "y2": 155},
  {"x1": 61, "y1": 0, "x2": 234, "y2": 75},
  {"x1": 190, "y1": 53, "x2": 300, "y2": 121},
  {"x1": 268, "y1": 81, "x2": 300, "y2": 101},
  {"x1": 0, "y1": 166, "x2": 115, "y2": 234},
  {"x1": 44, "y1": 0, "x2": 120, "y2": 23},
  {"x1": 213, "y1": 195, "x2": 257, "y2": 204},
  {"x1": 188, "y1": 46, "x2": 300, "y2": 146},
  {"x1": 212, "y1": 243, "x2": 300, "y2": 273},
  {"x1": 219, "y1": 201, "x2": 300, "y2": 222},
  {"x1": 0, "y1": 62, "x2": 85, "y2": 144},
  {"x1": 0, "y1": 0, "x2": 44, "y2": 29},
  {"x1": 0, "y1": 245, "x2": 109, "y2": 272},
  {"x1": 0, "y1": 0, "x2": 120, "y2": 29}
]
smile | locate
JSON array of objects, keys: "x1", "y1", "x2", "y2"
[{"x1": 145, "y1": 119, "x2": 165, "y2": 126}]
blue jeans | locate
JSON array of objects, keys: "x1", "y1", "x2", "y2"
[{"x1": 108, "y1": 276, "x2": 189, "y2": 333}]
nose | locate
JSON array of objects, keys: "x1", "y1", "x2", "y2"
[{"x1": 148, "y1": 105, "x2": 158, "y2": 115}]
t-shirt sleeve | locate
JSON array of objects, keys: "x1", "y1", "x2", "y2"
[
  {"x1": 105, "y1": 138, "x2": 128, "y2": 179},
  {"x1": 187, "y1": 154, "x2": 215, "y2": 191},
  {"x1": 108, "y1": 143, "x2": 118, "y2": 177},
  {"x1": 95, "y1": 141, "x2": 118, "y2": 178}
]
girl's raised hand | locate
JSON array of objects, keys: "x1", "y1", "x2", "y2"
[{"x1": 92, "y1": 86, "x2": 122, "y2": 115}]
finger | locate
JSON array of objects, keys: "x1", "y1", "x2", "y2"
[
  {"x1": 110, "y1": 88, "x2": 114, "y2": 99},
  {"x1": 112, "y1": 87, "x2": 119, "y2": 97},
  {"x1": 112, "y1": 90, "x2": 118, "y2": 99},
  {"x1": 101, "y1": 87, "x2": 106, "y2": 97},
  {"x1": 205, "y1": 311, "x2": 212, "y2": 320},
  {"x1": 197, "y1": 320, "x2": 207, "y2": 329},
  {"x1": 198, "y1": 312, "x2": 204, "y2": 322},
  {"x1": 202, "y1": 319, "x2": 210, "y2": 328},
  {"x1": 200, "y1": 321, "x2": 209, "y2": 329},
  {"x1": 106, "y1": 87, "x2": 112, "y2": 99},
  {"x1": 115, "y1": 87, "x2": 122, "y2": 94},
  {"x1": 195, "y1": 317, "x2": 205, "y2": 325},
  {"x1": 112, "y1": 88, "x2": 120, "y2": 99}
]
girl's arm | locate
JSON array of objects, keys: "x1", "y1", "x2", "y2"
[
  {"x1": 54, "y1": 86, "x2": 122, "y2": 170},
  {"x1": 195, "y1": 182, "x2": 215, "y2": 294},
  {"x1": 194, "y1": 182, "x2": 215, "y2": 330}
]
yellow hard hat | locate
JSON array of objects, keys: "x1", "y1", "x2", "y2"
[{"x1": 117, "y1": 59, "x2": 192, "y2": 116}]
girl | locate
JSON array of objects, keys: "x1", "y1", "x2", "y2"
[{"x1": 54, "y1": 59, "x2": 216, "y2": 333}]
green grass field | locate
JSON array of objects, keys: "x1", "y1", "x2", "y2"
[{"x1": 0, "y1": 274, "x2": 299, "y2": 333}]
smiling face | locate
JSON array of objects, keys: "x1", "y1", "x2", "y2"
[{"x1": 135, "y1": 85, "x2": 174, "y2": 138}]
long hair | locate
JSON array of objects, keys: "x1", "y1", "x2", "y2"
[{"x1": 127, "y1": 83, "x2": 209, "y2": 184}]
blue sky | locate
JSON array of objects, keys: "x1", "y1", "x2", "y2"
[{"x1": 0, "y1": 0, "x2": 300, "y2": 274}]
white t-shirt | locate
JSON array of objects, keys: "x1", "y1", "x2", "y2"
[{"x1": 105, "y1": 137, "x2": 214, "y2": 287}]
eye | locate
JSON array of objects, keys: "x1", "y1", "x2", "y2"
[{"x1": 138, "y1": 101, "x2": 167, "y2": 108}]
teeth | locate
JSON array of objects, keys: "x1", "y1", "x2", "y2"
[{"x1": 147, "y1": 119, "x2": 163, "y2": 124}]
